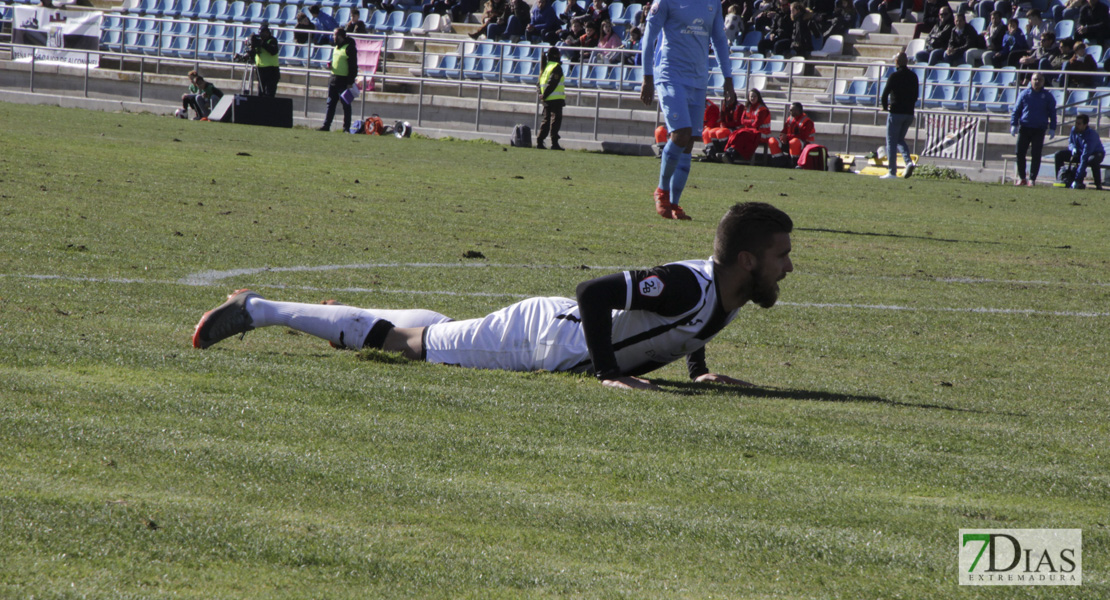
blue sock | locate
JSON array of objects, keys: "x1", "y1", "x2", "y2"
[
  {"x1": 658, "y1": 140, "x2": 682, "y2": 191},
  {"x1": 670, "y1": 153, "x2": 692, "y2": 205}
]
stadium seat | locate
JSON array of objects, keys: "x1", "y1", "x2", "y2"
[
  {"x1": 848, "y1": 13, "x2": 882, "y2": 36},
  {"x1": 1062, "y1": 90, "x2": 1090, "y2": 115},
  {"x1": 942, "y1": 86, "x2": 971, "y2": 111},
  {"x1": 608, "y1": 1, "x2": 624, "y2": 23},
  {"x1": 926, "y1": 63, "x2": 952, "y2": 83},
  {"x1": 1076, "y1": 89, "x2": 1110, "y2": 116},
  {"x1": 379, "y1": 10, "x2": 404, "y2": 32},
  {"x1": 622, "y1": 66, "x2": 644, "y2": 91},
  {"x1": 923, "y1": 83, "x2": 954, "y2": 109},
  {"x1": 1054, "y1": 19, "x2": 1074, "y2": 41},
  {"x1": 227, "y1": 1, "x2": 247, "y2": 22},
  {"x1": 412, "y1": 13, "x2": 439, "y2": 34},
  {"x1": 207, "y1": 0, "x2": 228, "y2": 20},
  {"x1": 243, "y1": 2, "x2": 264, "y2": 23},
  {"x1": 764, "y1": 55, "x2": 788, "y2": 78},
  {"x1": 968, "y1": 85, "x2": 998, "y2": 112},
  {"x1": 580, "y1": 64, "x2": 607, "y2": 88},
  {"x1": 969, "y1": 17, "x2": 985, "y2": 33},
  {"x1": 334, "y1": 7, "x2": 351, "y2": 27},
  {"x1": 277, "y1": 4, "x2": 298, "y2": 26},
  {"x1": 394, "y1": 11, "x2": 423, "y2": 33},
  {"x1": 734, "y1": 30, "x2": 762, "y2": 53},
  {"x1": 834, "y1": 78, "x2": 868, "y2": 104},
  {"x1": 986, "y1": 87, "x2": 1016, "y2": 113},
  {"x1": 812, "y1": 35, "x2": 843, "y2": 58},
  {"x1": 134, "y1": 0, "x2": 159, "y2": 17},
  {"x1": 181, "y1": 0, "x2": 209, "y2": 20},
  {"x1": 614, "y1": 4, "x2": 641, "y2": 27},
  {"x1": 707, "y1": 71, "x2": 725, "y2": 95},
  {"x1": 552, "y1": 0, "x2": 567, "y2": 16},
  {"x1": 904, "y1": 37, "x2": 926, "y2": 60},
  {"x1": 367, "y1": 10, "x2": 387, "y2": 32}
]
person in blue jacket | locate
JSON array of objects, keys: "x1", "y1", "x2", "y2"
[
  {"x1": 1054, "y1": 114, "x2": 1105, "y2": 190},
  {"x1": 642, "y1": 0, "x2": 735, "y2": 221},
  {"x1": 1010, "y1": 72, "x2": 1057, "y2": 187}
]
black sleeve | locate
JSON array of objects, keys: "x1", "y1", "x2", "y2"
[
  {"x1": 686, "y1": 347, "x2": 709, "y2": 379},
  {"x1": 576, "y1": 272, "x2": 627, "y2": 381},
  {"x1": 576, "y1": 264, "x2": 703, "y2": 380},
  {"x1": 347, "y1": 42, "x2": 359, "y2": 76}
]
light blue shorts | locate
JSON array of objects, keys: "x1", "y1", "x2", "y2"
[{"x1": 657, "y1": 81, "x2": 707, "y2": 137}]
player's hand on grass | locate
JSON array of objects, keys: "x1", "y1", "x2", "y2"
[
  {"x1": 694, "y1": 372, "x2": 755, "y2": 387},
  {"x1": 602, "y1": 376, "x2": 660, "y2": 391}
]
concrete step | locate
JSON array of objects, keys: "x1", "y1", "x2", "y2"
[
  {"x1": 852, "y1": 43, "x2": 906, "y2": 60},
  {"x1": 865, "y1": 33, "x2": 913, "y2": 47}
]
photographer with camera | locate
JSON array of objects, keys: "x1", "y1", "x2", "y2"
[
  {"x1": 244, "y1": 22, "x2": 280, "y2": 97},
  {"x1": 318, "y1": 28, "x2": 359, "y2": 132}
]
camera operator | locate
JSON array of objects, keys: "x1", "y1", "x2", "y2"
[
  {"x1": 318, "y1": 28, "x2": 359, "y2": 132},
  {"x1": 246, "y1": 22, "x2": 280, "y2": 97}
]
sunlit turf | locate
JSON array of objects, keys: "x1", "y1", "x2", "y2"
[{"x1": 1, "y1": 102, "x2": 1107, "y2": 598}]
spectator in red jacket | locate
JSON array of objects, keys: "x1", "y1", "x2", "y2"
[
  {"x1": 768, "y1": 102, "x2": 815, "y2": 163},
  {"x1": 724, "y1": 88, "x2": 772, "y2": 162}
]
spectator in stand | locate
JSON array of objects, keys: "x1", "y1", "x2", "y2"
[
  {"x1": 1025, "y1": 9, "x2": 1053, "y2": 43},
  {"x1": 1077, "y1": 0, "x2": 1110, "y2": 45},
  {"x1": 864, "y1": 0, "x2": 911, "y2": 27},
  {"x1": 535, "y1": 46, "x2": 566, "y2": 150},
  {"x1": 789, "y1": 3, "x2": 817, "y2": 57},
  {"x1": 955, "y1": 0, "x2": 993, "y2": 20},
  {"x1": 580, "y1": 19, "x2": 601, "y2": 52},
  {"x1": 560, "y1": 0, "x2": 588, "y2": 25},
  {"x1": 586, "y1": 0, "x2": 608, "y2": 26},
  {"x1": 822, "y1": 0, "x2": 856, "y2": 41},
  {"x1": 451, "y1": 0, "x2": 480, "y2": 23},
  {"x1": 309, "y1": 5, "x2": 339, "y2": 44},
  {"x1": 1010, "y1": 72, "x2": 1057, "y2": 186},
  {"x1": 1055, "y1": 114, "x2": 1104, "y2": 190},
  {"x1": 345, "y1": 8, "x2": 368, "y2": 34},
  {"x1": 725, "y1": 5, "x2": 743, "y2": 45},
  {"x1": 913, "y1": 0, "x2": 943, "y2": 39},
  {"x1": 880, "y1": 51, "x2": 918, "y2": 179},
  {"x1": 621, "y1": 27, "x2": 643, "y2": 64},
  {"x1": 489, "y1": 0, "x2": 530, "y2": 41},
  {"x1": 759, "y1": 0, "x2": 794, "y2": 56},
  {"x1": 928, "y1": 12, "x2": 976, "y2": 65},
  {"x1": 768, "y1": 102, "x2": 815, "y2": 165},
  {"x1": 701, "y1": 96, "x2": 740, "y2": 147},
  {"x1": 470, "y1": 0, "x2": 507, "y2": 39},
  {"x1": 1064, "y1": 42, "x2": 1100, "y2": 87},
  {"x1": 595, "y1": 20, "x2": 623, "y2": 63},
  {"x1": 968, "y1": 9, "x2": 1004, "y2": 67},
  {"x1": 294, "y1": 11, "x2": 315, "y2": 44},
  {"x1": 1016, "y1": 31, "x2": 1061, "y2": 84},
  {"x1": 558, "y1": 18, "x2": 587, "y2": 62},
  {"x1": 982, "y1": 17, "x2": 1028, "y2": 68},
  {"x1": 915, "y1": 6, "x2": 953, "y2": 63},
  {"x1": 527, "y1": 0, "x2": 562, "y2": 44},
  {"x1": 1059, "y1": 0, "x2": 1086, "y2": 23},
  {"x1": 724, "y1": 88, "x2": 772, "y2": 163},
  {"x1": 180, "y1": 70, "x2": 223, "y2": 120},
  {"x1": 318, "y1": 28, "x2": 359, "y2": 133}
]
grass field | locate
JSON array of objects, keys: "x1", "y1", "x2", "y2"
[{"x1": 1, "y1": 101, "x2": 1107, "y2": 599}]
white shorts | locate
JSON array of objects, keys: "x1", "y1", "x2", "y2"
[{"x1": 422, "y1": 297, "x2": 590, "y2": 372}]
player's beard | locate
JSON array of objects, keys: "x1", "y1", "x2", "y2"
[{"x1": 750, "y1": 262, "x2": 781, "y2": 309}]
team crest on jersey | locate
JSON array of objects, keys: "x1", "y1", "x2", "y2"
[{"x1": 639, "y1": 276, "x2": 665, "y2": 297}]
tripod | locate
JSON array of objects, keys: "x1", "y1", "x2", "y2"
[{"x1": 240, "y1": 65, "x2": 258, "y2": 96}]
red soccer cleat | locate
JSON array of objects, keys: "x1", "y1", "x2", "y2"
[
  {"x1": 670, "y1": 204, "x2": 692, "y2": 220},
  {"x1": 654, "y1": 188, "x2": 673, "y2": 219}
]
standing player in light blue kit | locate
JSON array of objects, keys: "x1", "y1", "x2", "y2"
[{"x1": 642, "y1": 0, "x2": 735, "y2": 221}]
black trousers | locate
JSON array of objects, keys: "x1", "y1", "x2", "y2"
[
  {"x1": 323, "y1": 75, "x2": 354, "y2": 131},
  {"x1": 537, "y1": 100, "x2": 564, "y2": 144},
  {"x1": 1016, "y1": 126, "x2": 1046, "y2": 181},
  {"x1": 1054, "y1": 149, "x2": 1105, "y2": 187},
  {"x1": 257, "y1": 67, "x2": 280, "y2": 98}
]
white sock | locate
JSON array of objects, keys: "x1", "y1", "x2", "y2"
[
  {"x1": 366, "y1": 308, "x2": 453, "y2": 328},
  {"x1": 246, "y1": 298, "x2": 389, "y2": 349}
]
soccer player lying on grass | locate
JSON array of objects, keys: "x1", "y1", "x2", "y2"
[{"x1": 193, "y1": 202, "x2": 794, "y2": 391}]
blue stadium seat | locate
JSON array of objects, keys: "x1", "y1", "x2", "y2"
[
  {"x1": 986, "y1": 87, "x2": 1016, "y2": 113},
  {"x1": 1054, "y1": 19, "x2": 1074, "y2": 41},
  {"x1": 607, "y1": 2, "x2": 624, "y2": 23},
  {"x1": 367, "y1": 10, "x2": 387, "y2": 31},
  {"x1": 244, "y1": 2, "x2": 264, "y2": 23},
  {"x1": 614, "y1": 3, "x2": 641, "y2": 26},
  {"x1": 227, "y1": 1, "x2": 248, "y2": 22},
  {"x1": 182, "y1": 0, "x2": 209, "y2": 20},
  {"x1": 834, "y1": 79, "x2": 868, "y2": 104},
  {"x1": 1062, "y1": 90, "x2": 1090, "y2": 115},
  {"x1": 942, "y1": 86, "x2": 971, "y2": 111},
  {"x1": 1076, "y1": 89, "x2": 1110, "y2": 116},
  {"x1": 379, "y1": 10, "x2": 404, "y2": 32},
  {"x1": 735, "y1": 30, "x2": 761, "y2": 53},
  {"x1": 623, "y1": 66, "x2": 644, "y2": 91},
  {"x1": 968, "y1": 86, "x2": 997, "y2": 112},
  {"x1": 923, "y1": 83, "x2": 954, "y2": 108},
  {"x1": 394, "y1": 11, "x2": 423, "y2": 33},
  {"x1": 426, "y1": 54, "x2": 458, "y2": 78},
  {"x1": 207, "y1": 0, "x2": 228, "y2": 20}
]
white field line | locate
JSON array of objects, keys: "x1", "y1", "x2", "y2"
[{"x1": 2, "y1": 267, "x2": 1108, "y2": 318}]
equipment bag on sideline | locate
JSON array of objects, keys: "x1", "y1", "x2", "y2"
[
  {"x1": 510, "y1": 124, "x2": 532, "y2": 148},
  {"x1": 796, "y1": 143, "x2": 828, "y2": 171}
]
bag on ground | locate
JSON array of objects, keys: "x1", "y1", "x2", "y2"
[{"x1": 510, "y1": 124, "x2": 532, "y2": 148}]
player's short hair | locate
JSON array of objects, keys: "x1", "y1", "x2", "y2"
[
  {"x1": 1077, "y1": 114, "x2": 1090, "y2": 125},
  {"x1": 714, "y1": 202, "x2": 793, "y2": 265}
]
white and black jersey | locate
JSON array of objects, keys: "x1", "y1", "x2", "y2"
[{"x1": 421, "y1": 259, "x2": 737, "y2": 378}]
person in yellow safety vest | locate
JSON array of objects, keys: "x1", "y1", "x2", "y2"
[
  {"x1": 250, "y1": 22, "x2": 281, "y2": 98},
  {"x1": 319, "y1": 28, "x2": 360, "y2": 132},
  {"x1": 535, "y1": 46, "x2": 565, "y2": 150}
]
